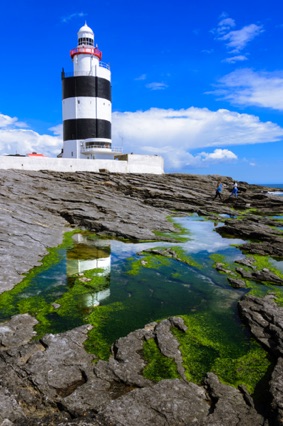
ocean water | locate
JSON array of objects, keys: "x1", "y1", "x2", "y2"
[
  {"x1": 259, "y1": 183, "x2": 283, "y2": 196},
  {"x1": 258, "y1": 183, "x2": 283, "y2": 188}
]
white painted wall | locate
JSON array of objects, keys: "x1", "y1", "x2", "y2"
[
  {"x1": 118, "y1": 154, "x2": 165, "y2": 174},
  {"x1": 62, "y1": 140, "x2": 80, "y2": 159},
  {"x1": 96, "y1": 65, "x2": 111, "y2": 80},
  {"x1": 74, "y1": 53, "x2": 100, "y2": 76},
  {"x1": 63, "y1": 97, "x2": 111, "y2": 121},
  {"x1": 0, "y1": 155, "x2": 164, "y2": 174}
]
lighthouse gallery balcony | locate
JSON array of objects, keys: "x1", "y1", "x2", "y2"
[{"x1": 81, "y1": 141, "x2": 122, "y2": 155}]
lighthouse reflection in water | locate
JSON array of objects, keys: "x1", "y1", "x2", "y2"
[{"x1": 67, "y1": 234, "x2": 111, "y2": 309}]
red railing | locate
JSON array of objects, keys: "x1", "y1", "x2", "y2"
[{"x1": 70, "y1": 46, "x2": 102, "y2": 60}]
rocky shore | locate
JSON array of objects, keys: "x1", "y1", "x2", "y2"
[{"x1": 0, "y1": 169, "x2": 283, "y2": 425}]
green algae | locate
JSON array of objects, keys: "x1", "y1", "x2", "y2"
[
  {"x1": 126, "y1": 254, "x2": 171, "y2": 276},
  {"x1": 237, "y1": 208, "x2": 259, "y2": 217},
  {"x1": 84, "y1": 302, "x2": 125, "y2": 360},
  {"x1": 0, "y1": 229, "x2": 112, "y2": 340},
  {"x1": 72, "y1": 269, "x2": 110, "y2": 291},
  {"x1": 127, "y1": 246, "x2": 201, "y2": 276},
  {"x1": 153, "y1": 216, "x2": 189, "y2": 243},
  {"x1": 210, "y1": 252, "x2": 283, "y2": 295},
  {"x1": 0, "y1": 229, "x2": 81, "y2": 321},
  {"x1": 168, "y1": 246, "x2": 202, "y2": 268},
  {"x1": 17, "y1": 269, "x2": 111, "y2": 339},
  {"x1": 172, "y1": 314, "x2": 270, "y2": 394},
  {"x1": 142, "y1": 338, "x2": 180, "y2": 382},
  {"x1": 209, "y1": 253, "x2": 241, "y2": 286},
  {"x1": 210, "y1": 251, "x2": 283, "y2": 319},
  {"x1": 210, "y1": 253, "x2": 233, "y2": 272},
  {"x1": 0, "y1": 218, "x2": 274, "y2": 395},
  {"x1": 250, "y1": 254, "x2": 283, "y2": 281},
  {"x1": 235, "y1": 254, "x2": 283, "y2": 301},
  {"x1": 213, "y1": 344, "x2": 271, "y2": 392},
  {"x1": 144, "y1": 246, "x2": 202, "y2": 268},
  {"x1": 242, "y1": 255, "x2": 283, "y2": 305}
]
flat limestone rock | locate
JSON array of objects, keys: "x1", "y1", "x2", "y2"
[
  {"x1": 0, "y1": 314, "x2": 267, "y2": 425},
  {"x1": 1, "y1": 170, "x2": 282, "y2": 294},
  {"x1": 97, "y1": 379, "x2": 210, "y2": 426},
  {"x1": 0, "y1": 314, "x2": 38, "y2": 349},
  {"x1": 0, "y1": 170, "x2": 282, "y2": 424}
]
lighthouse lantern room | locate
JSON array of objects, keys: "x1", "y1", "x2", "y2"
[{"x1": 61, "y1": 23, "x2": 115, "y2": 159}]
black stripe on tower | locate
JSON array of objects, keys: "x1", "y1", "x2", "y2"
[
  {"x1": 63, "y1": 119, "x2": 111, "y2": 141},
  {"x1": 62, "y1": 76, "x2": 111, "y2": 101}
]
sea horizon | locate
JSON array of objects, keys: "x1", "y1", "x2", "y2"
[
  {"x1": 256, "y1": 183, "x2": 283, "y2": 196},
  {"x1": 257, "y1": 183, "x2": 283, "y2": 189}
]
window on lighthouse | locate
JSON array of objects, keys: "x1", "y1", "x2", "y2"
[{"x1": 78, "y1": 37, "x2": 93, "y2": 46}]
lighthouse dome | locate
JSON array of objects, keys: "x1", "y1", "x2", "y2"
[{"x1": 77, "y1": 23, "x2": 94, "y2": 47}]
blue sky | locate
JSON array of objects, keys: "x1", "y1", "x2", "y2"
[{"x1": 0, "y1": 0, "x2": 283, "y2": 183}]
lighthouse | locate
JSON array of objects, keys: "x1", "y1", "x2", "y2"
[{"x1": 61, "y1": 23, "x2": 116, "y2": 159}]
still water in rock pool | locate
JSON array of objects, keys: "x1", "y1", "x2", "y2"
[{"x1": 0, "y1": 216, "x2": 275, "y2": 390}]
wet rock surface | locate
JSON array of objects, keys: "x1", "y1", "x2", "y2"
[
  {"x1": 0, "y1": 169, "x2": 283, "y2": 424},
  {"x1": 0, "y1": 170, "x2": 282, "y2": 292},
  {"x1": 0, "y1": 314, "x2": 265, "y2": 425},
  {"x1": 239, "y1": 294, "x2": 283, "y2": 425}
]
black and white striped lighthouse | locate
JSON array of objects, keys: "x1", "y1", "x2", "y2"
[{"x1": 61, "y1": 23, "x2": 113, "y2": 159}]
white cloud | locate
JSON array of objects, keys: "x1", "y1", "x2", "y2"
[
  {"x1": 1, "y1": 106, "x2": 282, "y2": 172},
  {"x1": 49, "y1": 124, "x2": 63, "y2": 137},
  {"x1": 112, "y1": 107, "x2": 283, "y2": 170},
  {"x1": 0, "y1": 115, "x2": 62, "y2": 157},
  {"x1": 145, "y1": 82, "x2": 168, "y2": 90},
  {"x1": 220, "y1": 24, "x2": 264, "y2": 53},
  {"x1": 0, "y1": 114, "x2": 18, "y2": 128},
  {"x1": 210, "y1": 68, "x2": 283, "y2": 111},
  {"x1": 213, "y1": 17, "x2": 236, "y2": 36},
  {"x1": 213, "y1": 16, "x2": 264, "y2": 55},
  {"x1": 198, "y1": 149, "x2": 237, "y2": 161},
  {"x1": 61, "y1": 12, "x2": 87, "y2": 23},
  {"x1": 202, "y1": 49, "x2": 214, "y2": 55},
  {"x1": 135, "y1": 74, "x2": 147, "y2": 81},
  {"x1": 223, "y1": 55, "x2": 248, "y2": 64}
]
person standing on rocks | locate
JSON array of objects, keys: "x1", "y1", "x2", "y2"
[
  {"x1": 229, "y1": 182, "x2": 238, "y2": 198},
  {"x1": 213, "y1": 181, "x2": 223, "y2": 200}
]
